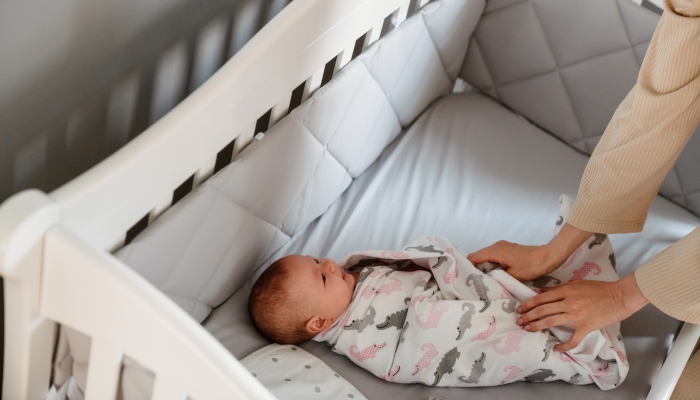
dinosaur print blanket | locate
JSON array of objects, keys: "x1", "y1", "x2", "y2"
[{"x1": 313, "y1": 196, "x2": 628, "y2": 390}]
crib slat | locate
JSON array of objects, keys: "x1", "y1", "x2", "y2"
[
  {"x1": 302, "y1": 67, "x2": 325, "y2": 103},
  {"x1": 193, "y1": 155, "x2": 217, "y2": 188},
  {"x1": 337, "y1": 43, "x2": 356, "y2": 71},
  {"x1": 84, "y1": 340, "x2": 123, "y2": 400},
  {"x1": 232, "y1": 122, "x2": 256, "y2": 158},
  {"x1": 366, "y1": 19, "x2": 385, "y2": 47},
  {"x1": 395, "y1": 0, "x2": 411, "y2": 26},
  {"x1": 268, "y1": 97, "x2": 291, "y2": 129},
  {"x1": 150, "y1": 192, "x2": 173, "y2": 223}
]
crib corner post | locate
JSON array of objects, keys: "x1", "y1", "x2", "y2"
[{"x1": 0, "y1": 189, "x2": 61, "y2": 400}]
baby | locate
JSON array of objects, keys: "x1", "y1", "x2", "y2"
[{"x1": 249, "y1": 197, "x2": 628, "y2": 389}]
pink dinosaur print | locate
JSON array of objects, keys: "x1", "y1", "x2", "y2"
[
  {"x1": 382, "y1": 365, "x2": 401, "y2": 382},
  {"x1": 379, "y1": 277, "x2": 403, "y2": 295},
  {"x1": 445, "y1": 247, "x2": 455, "y2": 257},
  {"x1": 561, "y1": 247, "x2": 582, "y2": 269},
  {"x1": 558, "y1": 351, "x2": 577, "y2": 363},
  {"x1": 571, "y1": 262, "x2": 602, "y2": 281},
  {"x1": 443, "y1": 267, "x2": 459, "y2": 284},
  {"x1": 617, "y1": 350, "x2": 628, "y2": 363},
  {"x1": 368, "y1": 270, "x2": 384, "y2": 278},
  {"x1": 471, "y1": 317, "x2": 497, "y2": 341},
  {"x1": 381, "y1": 250, "x2": 409, "y2": 259},
  {"x1": 408, "y1": 294, "x2": 426, "y2": 308},
  {"x1": 500, "y1": 366, "x2": 523, "y2": 384},
  {"x1": 349, "y1": 342, "x2": 387, "y2": 362},
  {"x1": 415, "y1": 302, "x2": 449, "y2": 330},
  {"x1": 412, "y1": 343, "x2": 439, "y2": 375},
  {"x1": 500, "y1": 291, "x2": 513, "y2": 299},
  {"x1": 492, "y1": 329, "x2": 527, "y2": 354},
  {"x1": 361, "y1": 277, "x2": 403, "y2": 299}
]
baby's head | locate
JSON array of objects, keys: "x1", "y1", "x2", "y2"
[{"x1": 249, "y1": 255, "x2": 357, "y2": 344}]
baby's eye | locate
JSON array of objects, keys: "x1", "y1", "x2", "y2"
[
  {"x1": 322, "y1": 275, "x2": 326, "y2": 284},
  {"x1": 314, "y1": 258, "x2": 319, "y2": 263}
]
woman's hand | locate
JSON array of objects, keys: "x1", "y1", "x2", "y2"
[
  {"x1": 467, "y1": 241, "x2": 558, "y2": 281},
  {"x1": 516, "y1": 274, "x2": 649, "y2": 351},
  {"x1": 467, "y1": 223, "x2": 593, "y2": 281}
]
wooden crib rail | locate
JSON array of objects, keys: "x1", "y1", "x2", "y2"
[
  {"x1": 40, "y1": 224, "x2": 274, "y2": 400},
  {"x1": 49, "y1": 0, "x2": 417, "y2": 253},
  {"x1": 647, "y1": 322, "x2": 700, "y2": 400}
]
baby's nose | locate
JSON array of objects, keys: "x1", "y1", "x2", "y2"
[{"x1": 322, "y1": 259, "x2": 335, "y2": 273}]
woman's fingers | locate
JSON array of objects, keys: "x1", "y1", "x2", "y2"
[
  {"x1": 518, "y1": 288, "x2": 567, "y2": 314},
  {"x1": 517, "y1": 302, "x2": 566, "y2": 327},
  {"x1": 466, "y1": 241, "x2": 510, "y2": 265},
  {"x1": 523, "y1": 313, "x2": 568, "y2": 332},
  {"x1": 555, "y1": 331, "x2": 586, "y2": 352}
]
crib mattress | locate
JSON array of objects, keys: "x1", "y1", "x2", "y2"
[{"x1": 203, "y1": 93, "x2": 699, "y2": 399}]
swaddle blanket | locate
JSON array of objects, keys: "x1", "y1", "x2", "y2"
[{"x1": 313, "y1": 196, "x2": 627, "y2": 390}]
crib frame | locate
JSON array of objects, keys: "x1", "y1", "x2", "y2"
[{"x1": 0, "y1": 0, "x2": 697, "y2": 398}]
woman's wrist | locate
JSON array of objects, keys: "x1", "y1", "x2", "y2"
[
  {"x1": 615, "y1": 273, "x2": 650, "y2": 318},
  {"x1": 543, "y1": 223, "x2": 593, "y2": 272}
]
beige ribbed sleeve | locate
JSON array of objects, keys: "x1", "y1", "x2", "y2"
[
  {"x1": 671, "y1": 351, "x2": 700, "y2": 399},
  {"x1": 567, "y1": 0, "x2": 700, "y2": 234}
]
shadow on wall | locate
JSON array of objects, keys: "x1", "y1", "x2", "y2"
[{"x1": 0, "y1": 0, "x2": 291, "y2": 204}]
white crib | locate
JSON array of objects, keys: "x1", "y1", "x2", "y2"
[{"x1": 1, "y1": 0, "x2": 699, "y2": 399}]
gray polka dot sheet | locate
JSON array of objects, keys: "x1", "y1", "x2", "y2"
[{"x1": 241, "y1": 344, "x2": 366, "y2": 399}]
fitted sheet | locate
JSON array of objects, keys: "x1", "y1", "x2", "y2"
[{"x1": 204, "y1": 93, "x2": 699, "y2": 399}]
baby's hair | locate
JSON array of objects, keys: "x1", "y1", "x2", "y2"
[{"x1": 249, "y1": 257, "x2": 314, "y2": 344}]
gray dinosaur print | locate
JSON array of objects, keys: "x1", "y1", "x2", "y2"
[
  {"x1": 530, "y1": 275, "x2": 561, "y2": 289},
  {"x1": 405, "y1": 245, "x2": 444, "y2": 255},
  {"x1": 542, "y1": 334, "x2": 558, "y2": 362},
  {"x1": 567, "y1": 373, "x2": 581, "y2": 384},
  {"x1": 556, "y1": 215, "x2": 564, "y2": 226},
  {"x1": 588, "y1": 233, "x2": 607, "y2": 249},
  {"x1": 598, "y1": 357, "x2": 617, "y2": 364},
  {"x1": 458, "y1": 352, "x2": 486, "y2": 384},
  {"x1": 524, "y1": 369, "x2": 556, "y2": 382},
  {"x1": 479, "y1": 300, "x2": 491, "y2": 313},
  {"x1": 398, "y1": 321, "x2": 409, "y2": 344},
  {"x1": 617, "y1": 334, "x2": 623, "y2": 343},
  {"x1": 431, "y1": 256, "x2": 448, "y2": 269},
  {"x1": 456, "y1": 303, "x2": 477, "y2": 340},
  {"x1": 377, "y1": 308, "x2": 408, "y2": 330},
  {"x1": 501, "y1": 298, "x2": 517, "y2": 313},
  {"x1": 347, "y1": 258, "x2": 389, "y2": 271},
  {"x1": 609, "y1": 252, "x2": 616, "y2": 271},
  {"x1": 466, "y1": 274, "x2": 490, "y2": 303},
  {"x1": 432, "y1": 347, "x2": 461, "y2": 386},
  {"x1": 344, "y1": 306, "x2": 376, "y2": 333}
]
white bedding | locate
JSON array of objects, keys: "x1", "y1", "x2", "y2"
[{"x1": 205, "y1": 93, "x2": 699, "y2": 400}]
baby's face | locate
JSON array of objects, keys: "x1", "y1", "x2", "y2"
[{"x1": 284, "y1": 255, "x2": 356, "y2": 323}]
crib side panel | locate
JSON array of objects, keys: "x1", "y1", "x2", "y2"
[
  {"x1": 50, "y1": 0, "x2": 414, "y2": 252},
  {"x1": 40, "y1": 226, "x2": 275, "y2": 400}
]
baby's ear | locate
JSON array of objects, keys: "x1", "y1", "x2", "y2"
[{"x1": 306, "y1": 316, "x2": 333, "y2": 334}]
